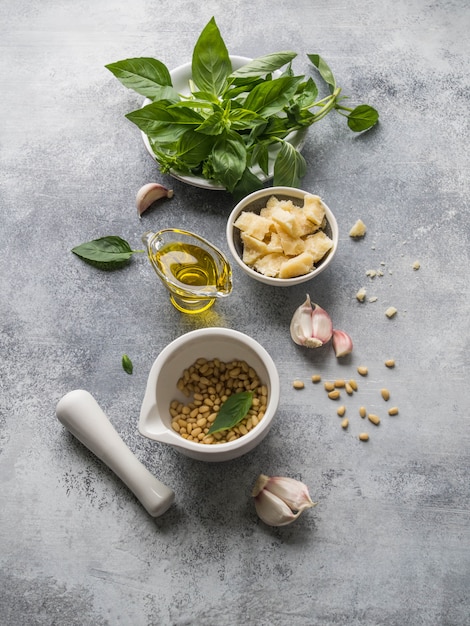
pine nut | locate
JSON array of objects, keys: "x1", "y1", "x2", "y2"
[
  {"x1": 337, "y1": 405, "x2": 346, "y2": 417},
  {"x1": 341, "y1": 418, "x2": 349, "y2": 429},
  {"x1": 357, "y1": 366, "x2": 368, "y2": 376},
  {"x1": 334, "y1": 379, "x2": 345, "y2": 388},
  {"x1": 368, "y1": 414, "x2": 380, "y2": 425},
  {"x1": 311, "y1": 374, "x2": 322, "y2": 383},
  {"x1": 328, "y1": 390, "x2": 340, "y2": 400},
  {"x1": 359, "y1": 433, "x2": 369, "y2": 441},
  {"x1": 293, "y1": 380, "x2": 304, "y2": 389},
  {"x1": 324, "y1": 381, "x2": 335, "y2": 391},
  {"x1": 345, "y1": 383, "x2": 354, "y2": 395},
  {"x1": 385, "y1": 359, "x2": 395, "y2": 368},
  {"x1": 388, "y1": 407, "x2": 399, "y2": 416},
  {"x1": 381, "y1": 388, "x2": 390, "y2": 401},
  {"x1": 359, "y1": 406, "x2": 367, "y2": 418},
  {"x1": 349, "y1": 379, "x2": 358, "y2": 391}
]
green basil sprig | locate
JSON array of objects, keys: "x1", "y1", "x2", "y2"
[
  {"x1": 71, "y1": 236, "x2": 144, "y2": 270},
  {"x1": 106, "y1": 17, "x2": 379, "y2": 198},
  {"x1": 207, "y1": 391, "x2": 253, "y2": 435}
]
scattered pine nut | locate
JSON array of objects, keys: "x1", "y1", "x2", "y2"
[
  {"x1": 359, "y1": 406, "x2": 367, "y2": 418},
  {"x1": 341, "y1": 418, "x2": 349, "y2": 429},
  {"x1": 328, "y1": 390, "x2": 341, "y2": 400},
  {"x1": 349, "y1": 379, "x2": 358, "y2": 391},
  {"x1": 345, "y1": 382, "x2": 354, "y2": 395},
  {"x1": 368, "y1": 413, "x2": 380, "y2": 425},
  {"x1": 388, "y1": 407, "x2": 399, "y2": 416},
  {"x1": 357, "y1": 366, "x2": 368, "y2": 376},
  {"x1": 293, "y1": 380, "x2": 305, "y2": 389},
  {"x1": 324, "y1": 381, "x2": 335, "y2": 391},
  {"x1": 359, "y1": 433, "x2": 369, "y2": 441},
  {"x1": 381, "y1": 388, "x2": 390, "y2": 401},
  {"x1": 337, "y1": 405, "x2": 346, "y2": 417},
  {"x1": 334, "y1": 379, "x2": 346, "y2": 388},
  {"x1": 311, "y1": 374, "x2": 322, "y2": 383},
  {"x1": 384, "y1": 359, "x2": 395, "y2": 368}
]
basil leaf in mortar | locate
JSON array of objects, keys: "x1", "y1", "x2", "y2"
[{"x1": 207, "y1": 391, "x2": 253, "y2": 435}]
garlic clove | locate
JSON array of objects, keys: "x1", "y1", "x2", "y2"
[
  {"x1": 136, "y1": 183, "x2": 173, "y2": 217},
  {"x1": 262, "y1": 475, "x2": 316, "y2": 513},
  {"x1": 254, "y1": 488, "x2": 303, "y2": 527},
  {"x1": 252, "y1": 474, "x2": 316, "y2": 527},
  {"x1": 311, "y1": 302, "x2": 333, "y2": 345},
  {"x1": 290, "y1": 294, "x2": 333, "y2": 348},
  {"x1": 332, "y1": 329, "x2": 353, "y2": 357}
]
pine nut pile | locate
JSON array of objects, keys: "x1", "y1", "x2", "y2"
[{"x1": 170, "y1": 357, "x2": 267, "y2": 445}]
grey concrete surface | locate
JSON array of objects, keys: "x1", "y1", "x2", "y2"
[{"x1": 1, "y1": 1, "x2": 469, "y2": 625}]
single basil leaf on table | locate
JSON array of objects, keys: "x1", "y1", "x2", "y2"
[
  {"x1": 207, "y1": 391, "x2": 254, "y2": 435},
  {"x1": 192, "y1": 17, "x2": 232, "y2": 97},
  {"x1": 71, "y1": 236, "x2": 142, "y2": 270},
  {"x1": 347, "y1": 104, "x2": 380, "y2": 132},
  {"x1": 105, "y1": 57, "x2": 174, "y2": 98},
  {"x1": 122, "y1": 354, "x2": 133, "y2": 375}
]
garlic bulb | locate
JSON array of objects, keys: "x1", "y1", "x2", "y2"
[
  {"x1": 252, "y1": 474, "x2": 316, "y2": 527},
  {"x1": 290, "y1": 294, "x2": 333, "y2": 348}
]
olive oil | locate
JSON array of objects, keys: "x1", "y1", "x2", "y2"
[
  {"x1": 152, "y1": 241, "x2": 224, "y2": 291},
  {"x1": 142, "y1": 229, "x2": 232, "y2": 314}
]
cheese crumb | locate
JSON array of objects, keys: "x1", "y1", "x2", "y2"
[
  {"x1": 412, "y1": 260, "x2": 421, "y2": 270},
  {"x1": 349, "y1": 219, "x2": 367, "y2": 238},
  {"x1": 356, "y1": 287, "x2": 367, "y2": 302},
  {"x1": 385, "y1": 306, "x2": 398, "y2": 318}
]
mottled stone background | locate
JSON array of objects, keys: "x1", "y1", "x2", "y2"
[{"x1": 1, "y1": 1, "x2": 469, "y2": 624}]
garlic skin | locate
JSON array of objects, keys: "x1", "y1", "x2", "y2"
[
  {"x1": 252, "y1": 474, "x2": 316, "y2": 527},
  {"x1": 290, "y1": 294, "x2": 333, "y2": 348},
  {"x1": 136, "y1": 183, "x2": 173, "y2": 217},
  {"x1": 332, "y1": 329, "x2": 353, "y2": 357}
]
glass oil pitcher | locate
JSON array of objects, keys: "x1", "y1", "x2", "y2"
[{"x1": 142, "y1": 229, "x2": 233, "y2": 314}]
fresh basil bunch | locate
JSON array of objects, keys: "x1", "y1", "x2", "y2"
[{"x1": 106, "y1": 17, "x2": 378, "y2": 198}]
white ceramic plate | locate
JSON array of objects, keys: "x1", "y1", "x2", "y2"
[{"x1": 141, "y1": 55, "x2": 308, "y2": 190}]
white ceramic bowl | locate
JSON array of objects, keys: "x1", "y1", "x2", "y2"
[
  {"x1": 226, "y1": 186, "x2": 339, "y2": 286},
  {"x1": 141, "y1": 56, "x2": 308, "y2": 190},
  {"x1": 139, "y1": 328, "x2": 279, "y2": 462}
]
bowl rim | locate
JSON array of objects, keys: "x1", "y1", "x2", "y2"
[
  {"x1": 226, "y1": 186, "x2": 339, "y2": 286},
  {"x1": 139, "y1": 327, "x2": 280, "y2": 456}
]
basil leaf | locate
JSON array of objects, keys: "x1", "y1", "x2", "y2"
[
  {"x1": 232, "y1": 168, "x2": 264, "y2": 202},
  {"x1": 307, "y1": 54, "x2": 336, "y2": 92},
  {"x1": 347, "y1": 104, "x2": 380, "y2": 132},
  {"x1": 244, "y1": 76, "x2": 302, "y2": 117},
  {"x1": 273, "y1": 141, "x2": 307, "y2": 187},
  {"x1": 192, "y1": 17, "x2": 231, "y2": 96},
  {"x1": 195, "y1": 111, "x2": 228, "y2": 136},
  {"x1": 122, "y1": 354, "x2": 133, "y2": 375},
  {"x1": 207, "y1": 391, "x2": 253, "y2": 435},
  {"x1": 230, "y1": 52, "x2": 297, "y2": 78},
  {"x1": 126, "y1": 101, "x2": 203, "y2": 135},
  {"x1": 251, "y1": 143, "x2": 270, "y2": 175},
  {"x1": 211, "y1": 131, "x2": 247, "y2": 191},
  {"x1": 176, "y1": 130, "x2": 214, "y2": 167},
  {"x1": 72, "y1": 236, "x2": 141, "y2": 268},
  {"x1": 105, "y1": 57, "x2": 173, "y2": 98}
]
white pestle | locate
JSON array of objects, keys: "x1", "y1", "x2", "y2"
[{"x1": 56, "y1": 389, "x2": 175, "y2": 517}]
